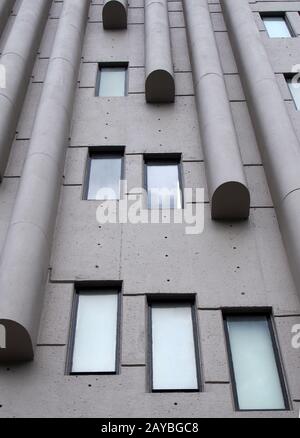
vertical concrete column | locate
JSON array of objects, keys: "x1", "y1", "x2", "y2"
[
  {"x1": 221, "y1": 0, "x2": 300, "y2": 297},
  {"x1": 103, "y1": 0, "x2": 128, "y2": 29},
  {"x1": 183, "y1": 0, "x2": 249, "y2": 220},
  {"x1": 145, "y1": 0, "x2": 175, "y2": 103},
  {"x1": 0, "y1": 0, "x2": 90, "y2": 362},
  {"x1": 0, "y1": 0, "x2": 51, "y2": 182},
  {"x1": 0, "y1": 0, "x2": 15, "y2": 37}
]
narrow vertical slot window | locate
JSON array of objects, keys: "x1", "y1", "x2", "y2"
[
  {"x1": 225, "y1": 314, "x2": 289, "y2": 411},
  {"x1": 84, "y1": 151, "x2": 123, "y2": 201},
  {"x1": 262, "y1": 16, "x2": 293, "y2": 38},
  {"x1": 150, "y1": 301, "x2": 199, "y2": 392},
  {"x1": 70, "y1": 290, "x2": 120, "y2": 374},
  {"x1": 146, "y1": 157, "x2": 183, "y2": 209},
  {"x1": 286, "y1": 76, "x2": 300, "y2": 110},
  {"x1": 96, "y1": 65, "x2": 127, "y2": 97}
]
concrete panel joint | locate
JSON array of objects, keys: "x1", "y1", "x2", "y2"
[
  {"x1": 183, "y1": 0, "x2": 250, "y2": 220},
  {"x1": 145, "y1": 0, "x2": 175, "y2": 103},
  {"x1": 102, "y1": 0, "x2": 128, "y2": 30}
]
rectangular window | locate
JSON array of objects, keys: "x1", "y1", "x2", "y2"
[
  {"x1": 96, "y1": 64, "x2": 128, "y2": 97},
  {"x1": 70, "y1": 289, "x2": 120, "y2": 374},
  {"x1": 262, "y1": 16, "x2": 293, "y2": 38},
  {"x1": 84, "y1": 151, "x2": 123, "y2": 200},
  {"x1": 149, "y1": 301, "x2": 200, "y2": 392},
  {"x1": 286, "y1": 76, "x2": 300, "y2": 110},
  {"x1": 224, "y1": 314, "x2": 288, "y2": 411},
  {"x1": 145, "y1": 157, "x2": 183, "y2": 209}
]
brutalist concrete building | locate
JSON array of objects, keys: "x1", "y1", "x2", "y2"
[{"x1": 0, "y1": 0, "x2": 299, "y2": 418}]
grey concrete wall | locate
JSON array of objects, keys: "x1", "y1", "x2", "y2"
[{"x1": 0, "y1": 0, "x2": 299, "y2": 418}]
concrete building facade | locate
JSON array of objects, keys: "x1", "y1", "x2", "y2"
[{"x1": 0, "y1": 0, "x2": 299, "y2": 418}]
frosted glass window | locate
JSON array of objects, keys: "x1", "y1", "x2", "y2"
[
  {"x1": 263, "y1": 16, "x2": 292, "y2": 38},
  {"x1": 71, "y1": 292, "x2": 119, "y2": 374},
  {"x1": 151, "y1": 304, "x2": 199, "y2": 391},
  {"x1": 86, "y1": 153, "x2": 122, "y2": 200},
  {"x1": 147, "y1": 163, "x2": 182, "y2": 209},
  {"x1": 97, "y1": 67, "x2": 127, "y2": 97},
  {"x1": 226, "y1": 316, "x2": 287, "y2": 411},
  {"x1": 287, "y1": 77, "x2": 300, "y2": 110}
]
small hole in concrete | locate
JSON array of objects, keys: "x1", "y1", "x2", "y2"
[
  {"x1": 95, "y1": 265, "x2": 99, "y2": 269},
  {"x1": 174, "y1": 402, "x2": 178, "y2": 406},
  {"x1": 237, "y1": 266, "x2": 240, "y2": 269},
  {"x1": 0, "y1": 405, "x2": 2, "y2": 408},
  {"x1": 88, "y1": 384, "x2": 92, "y2": 388},
  {"x1": 167, "y1": 279, "x2": 170, "y2": 282},
  {"x1": 165, "y1": 254, "x2": 169, "y2": 258},
  {"x1": 6, "y1": 368, "x2": 10, "y2": 372}
]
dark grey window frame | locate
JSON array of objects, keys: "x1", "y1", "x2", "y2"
[
  {"x1": 144, "y1": 153, "x2": 184, "y2": 210},
  {"x1": 260, "y1": 13, "x2": 295, "y2": 38},
  {"x1": 83, "y1": 146, "x2": 125, "y2": 201},
  {"x1": 66, "y1": 281, "x2": 123, "y2": 376},
  {"x1": 285, "y1": 73, "x2": 300, "y2": 110},
  {"x1": 95, "y1": 62, "x2": 129, "y2": 97},
  {"x1": 223, "y1": 309, "x2": 290, "y2": 412},
  {"x1": 147, "y1": 294, "x2": 202, "y2": 393}
]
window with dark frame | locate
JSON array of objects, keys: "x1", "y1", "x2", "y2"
[
  {"x1": 96, "y1": 63, "x2": 128, "y2": 97},
  {"x1": 286, "y1": 75, "x2": 300, "y2": 110},
  {"x1": 145, "y1": 155, "x2": 183, "y2": 210},
  {"x1": 68, "y1": 287, "x2": 121, "y2": 375},
  {"x1": 84, "y1": 149, "x2": 124, "y2": 201},
  {"x1": 148, "y1": 297, "x2": 201, "y2": 392},
  {"x1": 261, "y1": 14, "x2": 294, "y2": 38},
  {"x1": 224, "y1": 313, "x2": 289, "y2": 411}
]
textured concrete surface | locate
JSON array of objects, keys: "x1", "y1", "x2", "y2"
[{"x1": 0, "y1": 0, "x2": 299, "y2": 418}]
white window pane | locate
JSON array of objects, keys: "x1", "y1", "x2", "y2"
[
  {"x1": 151, "y1": 304, "x2": 198, "y2": 391},
  {"x1": 72, "y1": 292, "x2": 119, "y2": 373},
  {"x1": 98, "y1": 67, "x2": 126, "y2": 97},
  {"x1": 227, "y1": 316, "x2": 286, "y2": 410},
  {"x1": 87, "y1": 156, "x2": 122, "y2": 200},
  {"x1": 147, "y1": 164, "x2": 182, "y2": 209},
  {"x1": 287, "y1": 78, "x2": 300, "y2": 110},
  {"x1": 263, "y1": 17, "x2": 291, "y2": 38}
]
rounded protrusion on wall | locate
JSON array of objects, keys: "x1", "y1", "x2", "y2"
[
  {"x1": 211, "y1": 182, "x2": 250, "y2": 220},
  {"x1": 0, "y1": 320, "x2": 33, "y2": 362},
  {"x1": 145, "y1": 70, "x2": 175, "y2": 103},
  {"x1": 145, "y1": 0, "x2": 175, "y2": 103},
  {"x1": 102, "y1": 0, "x2": 128, "y2": 30}
]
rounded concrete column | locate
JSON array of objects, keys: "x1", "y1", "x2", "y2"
[
  {"x1": 0, "y1": 0, "x2": 91, "y2": 362},
  {"x1": 221, "y1": 0, "x2": 300, "y2": 296},
  {"x1": 183, "y1": 0, "x2": 249, "y2": 220},
  {"x1": 0, "y1": 0, "x2": 51, "y2": 182},
  {"x1": 145, "y1": 0, "x2": 175, "y2": 103},
  {"x1": 0, "y1": 0, "x2": 15, "y2": 38},
  {"x1": 103, "y1": 0, "x2": 128, "y2": 30}
]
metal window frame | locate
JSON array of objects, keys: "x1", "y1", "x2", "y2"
[
  {"x1": 223, "y1": 310, "x2": 291, "y2": 412},
  {"x1": 66, "y1": 281, "x2": 123, "y2": 376},
  {"x1": 83, "y1": 146, "x2": 125, "y2": 201},
  {"x1": 285, "y1": 73, "x2": 300, "y2": 111},
  {"x1": 144, "y1": 153, "x2": 184, "y2": 210},
  {"x1": 96, "y1": 62, "x2": 129, "y2": 97},
  {"x1": 147, "y1": 294, "x2": 202, "y2": 393}
]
